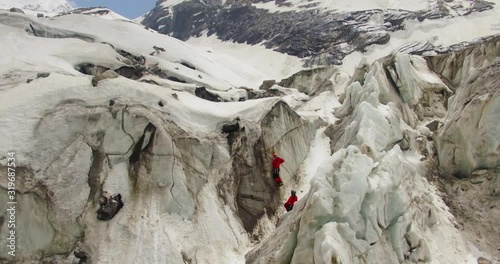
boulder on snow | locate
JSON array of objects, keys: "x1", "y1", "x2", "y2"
[
  {"x1": 76, "y1": 63, "x2": 110, "y2": 76},
  {"x1": 37, "y1": 72, "x2": 50, "y2": 78},
  {"x1": 92, "y1": 70, "x2": 120, "y2": 86},
  {"x1": 221, "y1": 121, "x2": 240, "y2": 134},
  {"x1": 9, "y1": 7, "x2": 25, "y2": 14},
  {"x1": 425, "y1": 120, "x2": 440, "y2": 132},
  {"x1": 477, "y1": 256, "x2": 492, "y2": 264},
  {"x1": 259, "y1": 80, "x2": 276, "y2": 90},
  {"x1": 242, "y1": 86, "x2": 285, "y2": 99},
  {"x1": 194, "y1": 86, "x2": 221, "y2": 102},
  {"x1": 97, "y1": 194, "x2": 123, "y2": 221},
  {"x1": 74, "y1": 250, "x2": 88, "y2": 263}
]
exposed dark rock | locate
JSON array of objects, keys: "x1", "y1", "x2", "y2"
[
  {"x1": 259, "y1": 80, "x2": 276, "y2": 90},
  {"x1": 181, "y1": 252, "x2": 193, "y2": 264},
  {"x1": 425, "y1": 120, "x2": 440, "y2": 132},
  {"x1": 76, "y1": 63, "x2": 110, "y2": 76},
  {"x1": 76, "y1": 57, "x2": 148, "y2": 84},
  {"x1": 74, "y1": 250, "x2": 88, "y2": 264},
  {"x1": 91, "y1": 70, "x2": 120, "y2": 87},
  {"x1": 36, "y1": 72, "x2": 50, "y2": 78},
  {"x1": 148, "y1": 65, "x2": 170, "y2": 79},
  {"x1": 242, "y1": 86, "x2": 285, "y2": 100},
  {"x1": 116, "y1": 49, "x2": 146, "y2": 65},
  {"x1": 222, "y1": 118, "x2": 242, "y2": 153},
  {"x1": 9, "y1": 8, "x2": 25, "y2": 14},
  {"x1": 222, "y1": 122, "x2": 240, "y2": 134},
  {"x1": 129, "y1": 123, "x2": 156, "y2": 165},
  {"x1": 153, "y1": 45, "x2": 166, "y2": 52},
  {"x1": 115, "y1": 66, "x2": 146, "y2": 80},
  {"x1": 180, "y1": 61, "x2": 196, "y2": 70},
  {"x1": 477, "y1": 257, "x2": 492, "y2": 264},
  {"x1": 96, "y1": 194, "x2": 124, "y2": 221},
  {"x1": 167, "y1": 76, "x2": 186, "y2": 83},
  {"x1": 37, "y1": 13, "x2": 44, "y2": 18},
  {"x1": 472, "y1": 1, "x2": 495, "y2": 12},
  {"x1": 140, "y1": 79, "x2": 160, "y2": 86},
  {"x1": 194, "y1": 86, "x2": 221, "y2": 102}
]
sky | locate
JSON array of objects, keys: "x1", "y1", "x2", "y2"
[{"x1": 72, "y1": 0, "x2": 157, "y2": 19}]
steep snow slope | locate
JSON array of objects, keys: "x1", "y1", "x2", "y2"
[
  {"x1": 0, "y1": 0, "x2": 72, "y2": 13},
  {"x1": 185, "y1": 33, "x2": 306, "y2": 84},
  {"x1": 0, "y1": 10, "x2": 270, "y2": 91}
]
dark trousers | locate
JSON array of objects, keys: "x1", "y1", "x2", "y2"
[
  {"x1": 272, "y1": 168, "x2": 280, "y2": 178},
  {"x1": 273, "y1": 168, "x2": 282, "y2": 184}
]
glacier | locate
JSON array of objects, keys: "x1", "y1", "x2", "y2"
[{"x1": 0, "y1": 2, "x2": 499, "y2": 264}]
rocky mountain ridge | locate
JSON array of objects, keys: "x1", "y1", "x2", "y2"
[{"x1": 142, "y1": 0, "x2": 495, "y2": 66}]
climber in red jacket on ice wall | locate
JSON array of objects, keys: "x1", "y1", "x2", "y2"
[
  {"x1": 284, "y1": 190, "x2": 298, "y2": 212},
  {"x1": 272, "y1": 152, "x2": 284, "y2": 186}
]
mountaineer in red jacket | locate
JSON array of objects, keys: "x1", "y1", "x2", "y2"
[
  {"x1": 272, "y1": 152, "x2": 285, "y2": 186},
  {"x1": 284, "y1": 190, "x2": 298, "y2": 212}
]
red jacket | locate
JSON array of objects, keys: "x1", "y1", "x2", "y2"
[
  {"x1": 272, "y1": 157, "x2": 285, "y2": 169},
  {"x1": 285, "y1": 195, "x2": 297, "y2": 207}
]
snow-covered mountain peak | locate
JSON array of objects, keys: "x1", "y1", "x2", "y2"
[{"x1": 0, "y1": 0, "x2": 73, "y2": 13}]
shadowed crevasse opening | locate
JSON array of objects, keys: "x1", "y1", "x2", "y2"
[
  {"x1": 234, "y1": 136, "x2": 279, "y2": 232},
  {"x1": 128, "y1": 123, "x2": 157, "y2": 193}
]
